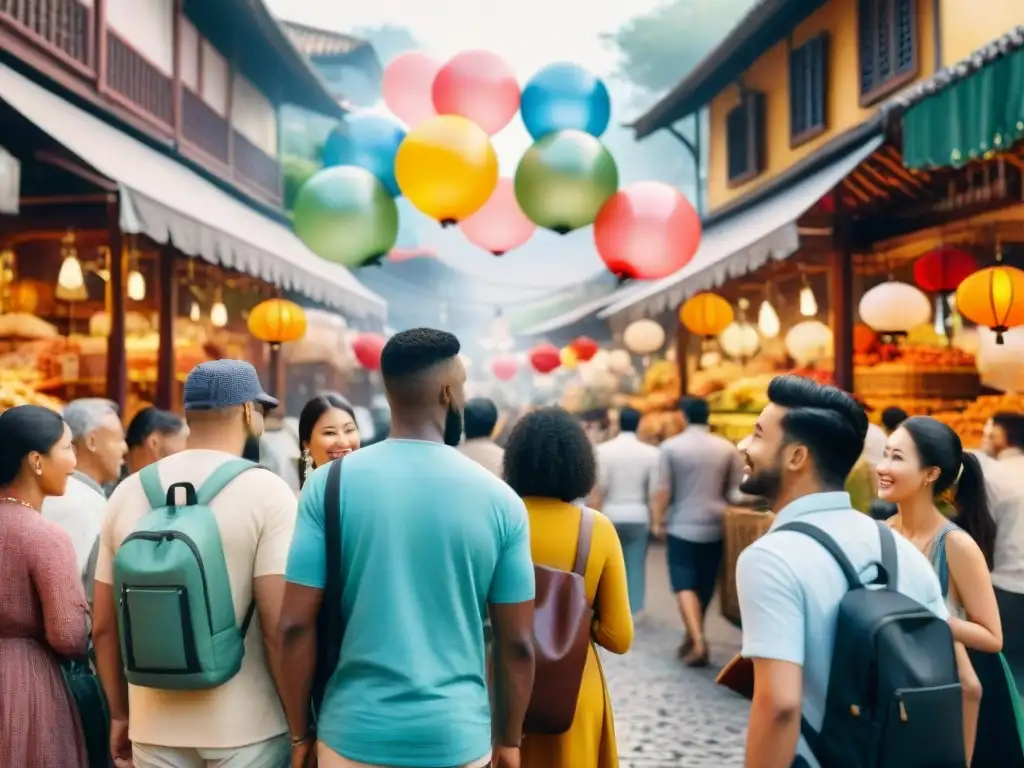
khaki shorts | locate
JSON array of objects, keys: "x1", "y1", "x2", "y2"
[
  {"x1": 132, "y1": 734, "x2": 290, "y2": 768},
  {"x1": 317, "y1": 741, "x2": 491, "y2": 768}
]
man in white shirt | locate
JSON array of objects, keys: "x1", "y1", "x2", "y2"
[{"x1": 457, "y1": 397, "x2": 505, "y2": 477}]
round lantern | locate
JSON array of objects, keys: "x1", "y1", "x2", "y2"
[
  {"x1": 560, "y1": 346, "x2": 579, "y2": 370},
  {"x1": 490, "y1": 355, "x2": 518, "y2": 381},
  {"x1": 913, "y1": 246, "x2": 978, "y2": 293},
  {"x1": 247, "y1": 299, "x2": 308, "y2": 346},
  {"x1": 622, "y1": 319, "x2": 665, "y2": 355},
  {"x1": 976, "y1": 327, "x2": 1024, "y2": 392},
  {"x1": 719, "y1": 321, "x2": 760, "y2": 360},
  {"x1": 785, "y1": 320, "x2": 834, "y2": 367},
  {"x1": 352, "y1": 332, "x2": 387, "y2": 371},
  {"x1": 529, "y1": 343, "x2": 561, "y2": 374},
  {"x1": 956, "y1": 264, "x2": 1024, "y2": 344},
  {"x1": 570, "y1": 335, "x2": 599, "y2": 362},
  {"x1": 858, "y1": 281, "x2": 931, "y2": 336},
  {"x1": 679, "y1": 293, "x2": 734, "y2": 337}
]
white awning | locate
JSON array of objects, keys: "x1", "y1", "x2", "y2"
[
  {"x1": 600, "y1": 134, "x2": 884, "y2": 322},
  {"x1": 520, "y1": 284, "x2": 646, "y2": 336},
  {"x1": 0, "y1": 63, "x2": 385, "y2": 320}
]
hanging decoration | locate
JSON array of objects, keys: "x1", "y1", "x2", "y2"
[
  {"x1": 569, "y1": 336, "x2": 599, "y2": 362},
  {"x1": 798, "y1": 278, "x2": 818, "y2": 317},
  {"x1": 395, "y1": 115, "x2": 499, "y2": 226},
  {"x1": 210, "y1": 287, "x2": 228, "y2": 328},
  {"x1": 247, "y1": 299, "x2": 308, "y2": 346},
  {"x1": 458, "y1": 178, "x2": 535, "y2": 255},
  {"x1": 622, "y1": 319, "x2": 665, "y2": 355},
  {"x1": 432, "y1": 50, "x2": 521, "y2": 135},
  {"x1": 352, "y1": 332, "x2": 388, "y2": 371},
  {"x1": 679, "y1": 293, "x2": 734, "y2": 337},
  {"x1": 956, "y1": 262, "x2": 1024, "y2": 345},
  {"x1": 514, "y1": 129, "x2": 618, "y2": 234},
  {"x1": 529, "y1": 342, "x2": 561, "y2": 374},
  {"x1": 593, "y1": 181, "x2": 701, "y2": 280},
  {"x1": 321, "y1": 114, "x2": 407, "y2": 198},
  {"x1": 785, "y1": 320, "x2": 833, "y2": 367},
  {"x1": 757, "y1": 299, "x2": 781, "y2": 339},
  {"x1": 520, "y1": 63, "x2": 611, "y2": 140},
  {"x1": 914, "y1": 245, "x2": 978, "y2": 337},
  {"x1": 560, "y1": 346, "x2": 579, "y2": 370},
  {"x1": 490, "y1": 355, "x2": 518, "y2": 381},
  {"x1": 719, "y1": 320, "x2": 760, "y2": 361},
  {"x1": 858, "y1": 281, "x2": 931, "y2": 337},
  {"x1": 293, "y1": 166, "x2": 399, "y2": 267},
  {"x1": 382, "y1": 51, "x2": 441, "y2": 128}
]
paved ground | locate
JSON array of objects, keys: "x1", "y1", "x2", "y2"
[{"x1": 601, "y1": 542, "x2": 750, "y2": 767}]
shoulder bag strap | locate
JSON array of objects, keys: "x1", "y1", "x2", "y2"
[
  {"x1": 196, "y1": 459, "x2": 259, "y2": 505},
  {"x1": 876, "y1": 521, "x2": 899, "y2": 591},
  {"x1": 776, "y1": 522, "x2": 862, "y2": 590},
  {"x1": 572, "y1": 506, "x2": 596, "y2": 578},
  {"x1": 312, "y1": 457, "x2": 345, "y2": 718}
]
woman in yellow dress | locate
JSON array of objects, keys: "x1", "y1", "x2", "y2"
[{"x1": 503, "y1": 407, "x2": 635, "y2": 768}]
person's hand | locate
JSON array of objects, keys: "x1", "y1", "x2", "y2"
[
  {"x1": 652, "y1": 521, "x2": 666, "y2": 540},
  {"x1": 492, "y1": 744, "x2": 520, "y2": 768},
  {"x1": 291, "y1": 739, "x2": 315, "y2": 768},
  {"x1": 109, "y1": 717, "x2": 132, "y2": 767}
]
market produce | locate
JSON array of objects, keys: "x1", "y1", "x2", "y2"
[
  {"x1": 624, "y1": 359, "x2": 684, "y2": 442},
  {"x1": 932, "y1": 393, "x2": 1024, "y2": 448},
  {"x1": 0, "y1": 372, "x2": 64, "y2": 412},
  {"x1": 853, "y1": 342, "x2": 976, "y2": 368}
]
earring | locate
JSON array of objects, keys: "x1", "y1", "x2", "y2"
[{"x1": 303, "y1": 449, "x2": 314, "y2": 475}]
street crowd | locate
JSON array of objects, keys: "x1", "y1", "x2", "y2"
[{"x1": 1, "y1": 327, "x2": 1023, "y2": 767}]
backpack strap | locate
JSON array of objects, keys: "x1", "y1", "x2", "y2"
[
  {"x1": 877, "y1": 521, "x2": 899, "y2": 591},
  {"x1": 312, "y1": 457, "x2": 345, "y2": 719},
  {"x1": 196, "y1": 459, "x2": 259, "y2": 506},
  {"x1": 139, "y1": 464, "x2": 165, "y2": 509},
  {"x1": 776, "y1": 522, "x2": 862, "y2": 590},
  {"x1": 572, "y1": 507, "x2": 596, "y2": 578}
]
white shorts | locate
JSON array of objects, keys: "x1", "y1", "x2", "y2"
[{"x1": 132, "y1": 734, "x2": 290, "y2": 768}]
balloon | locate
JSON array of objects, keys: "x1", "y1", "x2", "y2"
[
  {"x1": 514, "y1": 130, "x2": 618, "y2": 234},
  {"x1": 293, "y1": 166, "x2": 399, "y2": 267},
  {"x1": 529, "y1": 343, "x2": 561, "y2": 374},
  {"x1": 321, "y1": 114, "x2": 406, "y2": 198},
  {"x1": 560, "y1": 346, "x2": 578, "y2": 370},
  {"x1": 396, "y1": 115, "x2": 499, "y2": 225},
  {"x1": 432, "y1": 50, "x2": 520, "y2": 135},
  {"x1": 520, "y1": 63, "x2": 611, "y2": 140},
  {"x1": 458, "y1": 178, "x2": 535, "y2": 256},
  {"x1": 594, "y1": 181, "x2": 702, "y2": 280},
  {"x1": 490, "y1": 355, "x2": 518, "y2": 381},
  {"x1": 382, "y1": 51, "x2": 441, "y2": 128},
  {"x1": 570, "y1": 336, "x2": 599, "y2": 362},
  {"x1": 352, "y1": 332, "x2": 387, "y2": 370}
]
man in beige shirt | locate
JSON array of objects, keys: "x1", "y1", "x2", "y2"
[
  {"x1": 458, "y1": 397, "x2": 505, "y2": 477},
  {"x1": 92, "y1": 360, "x2": 298, "y2": 768}
]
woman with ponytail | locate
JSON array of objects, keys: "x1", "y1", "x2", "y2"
[{"x1": 297, "y1": 393, "x2": 360, "y2": 489}]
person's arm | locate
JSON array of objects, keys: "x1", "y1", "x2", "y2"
[
  {"x1": 946, "y1": 530, "x2": 1003, "y2": 654},
  {"x1": 650, "y1": 448, "x2": 671, "y2": 536},
  {"x1": 591, "y1": 515, "x2": 634, "y2": 654},
  {"x1": 31, "y1": 526, "x2": 90, "y2": 656},
  {"x1": 736, "y1": 545, "x2": 807, "y2": 768}
]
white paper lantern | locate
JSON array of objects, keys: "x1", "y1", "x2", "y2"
[
  {"x1": 785, "y1": 320, "x2": 833, "y2": 367},
  {"x1": 858, "y1": 281, "x2": 931, "y2": 335},
  {"x1": 623, "y1": 319, "x2": 665, "y2": 355},
  {"x1": 977, "y1": 327, "x2": 1024, "y2": 393},
  {"x1": 719, "y1": 321, "x2": 760, "y2": 359}
]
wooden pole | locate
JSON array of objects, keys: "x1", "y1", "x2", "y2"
[
  {"x1": 156, "y1": 249, "x2": 176, "y2": 410},
  {"x1": 830, "y1": 192, "x2": 854, "y2": 393},
  {"x1": 105, "y1": 198, "x2": 127, "y2": 411}
]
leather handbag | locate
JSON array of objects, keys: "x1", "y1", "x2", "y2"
[
  {"x1": 310, "y1": 457, "x2": 345, "y2": 722},
  {"x1": 524, "y1": 506, "x2": 596, "y2": 735}
]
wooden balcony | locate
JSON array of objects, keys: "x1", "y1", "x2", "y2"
[
  {"x1": 233, "y1": 130, "x2": 281, "y2": 205},
  {"x1": 182, "y1": 87, "x2": 230, "y2": 165},
  {"x1": 0, "y1": 0, "x2": 94, "y2": 74},
  {"x1": 105, "y1": 31, "x2": 173, "y2": 130}
]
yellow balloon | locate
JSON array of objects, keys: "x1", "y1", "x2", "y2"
[
  {"x1": 560, "y1": 346, "x2": 579, "y2": 370},
  {"x1": 395, "y1": 115, "x2": 499, "y2": 225}
]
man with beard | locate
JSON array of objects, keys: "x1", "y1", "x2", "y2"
[
  {"x1": 277, "y1": 328, "x2": 536, "y2": 768},
  {"x1": 733, "y1": 375, "x2": 948, "y2": 768}
]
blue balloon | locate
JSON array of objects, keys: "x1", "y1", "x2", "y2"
[
  {"x1": 321, "y1": 114, "x2": 406, "y2": 197},
  {"x1": 520, "y1": 63, "x2": 612, "y2": 141}
]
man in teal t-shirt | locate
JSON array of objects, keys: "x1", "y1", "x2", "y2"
[{"x1": 277, "y1": 328, "x2": 537, "y2": 768}]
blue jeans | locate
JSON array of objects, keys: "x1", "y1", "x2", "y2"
[{"x1": 614, "y1": 522, "x2": 649, "y2": 614}]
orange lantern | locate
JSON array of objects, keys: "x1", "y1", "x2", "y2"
[
  {"x1": 956, "y1": 264, "x2": 1024, "y2": 344},
  {"x1": 247, "y1": 298, "x2": 308, "y2": 346},
  {"x1": 679, "y1": 293, "x2": 734, "y2": 337}
]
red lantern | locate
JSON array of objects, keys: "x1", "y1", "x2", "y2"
[
  {"x1": 352, "y1": 332, "x2": 387, "y2": 371},
  {"x1": 913, "y1": 246, "x2": 978, "y2": 293},
  {"x1": 529, "y1": 343, "x2": 561, "y2": 374},
  {"x1": 490, "y1": 355, "x2": 518, "y2": 381},
  {"x1": 570, "y1": 336, "x2": 599, "y2": 362}
]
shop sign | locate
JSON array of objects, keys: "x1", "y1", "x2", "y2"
[{"x1": 0, "y1": 146, "x2": 19, "y2": 215}]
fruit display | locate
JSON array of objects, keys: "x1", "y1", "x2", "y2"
[
  {"x1": 0, "y1": 371, "x2": 64, "y2": 412},
  {"x1": 932, "y1": 393, "x2": 1024, "y2": 448},
  {"x1": 854, "y1": 342, "x2": 976, "y2": 368},
  {"x1": 625, "y1": 359, "x2": 685, "y2": 442}
]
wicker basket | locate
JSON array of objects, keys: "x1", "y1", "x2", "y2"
[
  {"x1": 854, "y1": 365, "x2": 980, "y2": 400},
  {"x1": 720, "y1": 507, "x2": 776, "y2": 627}
]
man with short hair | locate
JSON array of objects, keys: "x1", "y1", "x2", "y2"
[
  {"x1": 458, "y1": 396, "x2": 504, "y2": 477},
  {"x1": 277, "y1": 328, "x2": 536, "y2": 768},
  {"x1": 983, "y1": 411, "x2": 1024, "y2": 459},
  {"x1": 93, "y1": 360, "x2": 298, "y2": 768},
  {"x1": 124, "y1": 407, "x2": 189, "y2": 475},
  {"x1": 735, "y1": 375, "x2": 948, "y2": 768},
  {"x1": 580, "y1": 407, "x2": 610, "y2": 445}
]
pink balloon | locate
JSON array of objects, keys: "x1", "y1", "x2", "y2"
[
  {"x1": 459, "y1": 178, "x2": 535, "y2": 256},
  {"x1": 432, "y1": 51, "x2": 520, "y2": 135},
  {"x1": 593, "y1": 181, "x2": 702, "y2": 281},
  {"x1": 491, "y1": 355, "x2": 518, "y2": 382},
  {"x1": 382, "y1": 51, "x2": 441, "y2": 128}
]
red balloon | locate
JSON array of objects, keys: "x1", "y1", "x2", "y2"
[
  {"x1": 570, "y1": 336, "x2": 599, "y2": 362},
  {"x1": 529, "y1": 343, "x2": 561, "y2": 374},
  {"x1": 432, "y1": 51, "x2": 520, "y2": 135},
  {"x1": 382, "y1": 51, "x2": 441, "y2": 128},
  {"x1": 913, "y1": 246, "x2": 978, "y2": 293},
  {"x1": 490, "y1": 355, "x2": 518, "y2": 381},
  {"x1": 459, "y1": 178, "x2": 535, "y2": 256},
  {"x1": 352, "y1": 332, "x2": 387, "y2": 371},
  {"x1": 594, "y1": 181, "x2": 702, "y2": 281}
]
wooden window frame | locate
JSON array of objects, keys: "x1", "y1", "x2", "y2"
[
  {"x1": 726, "y1": 89, "x2": 766, "y2": 188},
  {"x1": 858, "y1": 0, "x2": 919, "y2": 107},
  {"x1": 789, "y1": 33, "x2": 829, "y2": 148}
]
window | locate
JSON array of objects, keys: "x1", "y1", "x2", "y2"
[
  {"x1": 790, "y1": 33, "x2": 829, "y2": 144},
  {"x1": 726, "y1": 90, "x2": 766, "y2": 185},
  {"x1": 858, "y1": 0, "x2": 917, "y2": 105}
]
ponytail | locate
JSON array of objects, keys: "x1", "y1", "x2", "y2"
[{"x1": 952, "y1": 452, "x2": 996, "y2": 570}]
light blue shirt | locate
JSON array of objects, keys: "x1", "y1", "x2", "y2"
[
  {"x1": 736, "y1": 492, "x2": 949, "y2": 768},
  {"x1": 286, "y1": 439, "x2": 535, "y2": 767}
]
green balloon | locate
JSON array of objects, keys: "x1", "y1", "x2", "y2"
[
  {"x1": 514, "y1": 130, "x2": 619, "y2": 234},
  {"x1": 293, "y1": 165, "x2": 399, "y2": 267}
]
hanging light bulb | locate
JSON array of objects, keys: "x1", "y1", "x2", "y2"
[
  {"x1": 699, "y1": 349, "x2": 722, "y2": 369},
  {"x1": 57, "y1": 233, "x2": 84, "y2": 291},
  {"x1": 210, "y1": 288, "x2": 228, "y2": 328},
  {"x1": 127, "y1": 269, "x2": 146, "y2": 301},
  {"x1": 189, "y1": 300, "x2": 201, "y2": 322},
  {"x1": 758, "y1": 299, "x2": 781, "y2": 338},
  {"x1": 799, "y1": 280, "x2": 818, "y2": 317}
]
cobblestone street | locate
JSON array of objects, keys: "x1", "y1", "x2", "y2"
[{"x1": 601, "y1": 543, "x2": 750, "y2": 767}]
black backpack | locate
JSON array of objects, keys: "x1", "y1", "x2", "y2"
[{"x1": 778, "y1": 521, "x2": 965, "y2": 768}]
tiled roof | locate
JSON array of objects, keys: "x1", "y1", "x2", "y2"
[{"x1": 282, "y1": 20, "x2": 368, "y2": 58}]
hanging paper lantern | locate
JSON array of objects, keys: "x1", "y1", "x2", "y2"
[
  {"x1": 382, "y1": 51, "x2": 441, "y2": 128},
  {"x1": 913, "y1": 246, "x2": 978, "y2": 293},
  {"x1": 352, "y1": 332, "x2": 388, "y2": 371},
  {"x1": 293, "y1": 166, "x2": 399, "y2": 267},
  {"x1": 853, "y1": 323, "x2": 878, "y2": 354},
  {"x1": 520, "y1": 63, "x2": 611, "y2": 140},
  {"x1": 529, "y1": 342, "x2": 561, "y2": 374},
  {"x1": 593, "y1": 181, "x2": 701, "y2": 280},
  {"x1": 432, "y1": 50, "x2": 520, "y2": 135},
  {"x1": 395, "y1": 115, "x2": 499, "y2": 226},
  {"x1": 785, "y1": 320, "x2": 833, "y2": 367},
  {"x1": 458, "y1": 178, "x2": 535, "y2": 256},
  {"x1": 570, "y1": 336, "x2": 599, "y2": 362},
  {"x1": 679, "y1": 293, "x2": 734, "y2": 337},
  {"x1": 490, "y1": 355, "x2": 518, "y2": 381},
  {"x1": 956, "y1": 264, "x2": 1024, "y2": 344},
  {"x1": 321, "y1": 114, "x2": 407, "y2": 198},
  {"x1": 623, "y1": 319, "x2": 665, "y2": 355},
  {"x1": 560, "y1": 346, "x2": 579, "y2": 370},
  {"x1": 514, "y1": 129, "x2": 618, "y2": 234},
  {"x1": 247, "y1": 299, "x2": 308, "y2": 345},
  {"x1": 719, "y1": 321, "x2": 760, "y2": 359},
  {"x1": 858, "y1": 281, "x2": 931, "y2": 336}
]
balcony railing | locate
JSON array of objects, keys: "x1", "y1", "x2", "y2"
[
  {"x1": 106, "y1": 31, "x2": 173, "y2": 128},
  {"x1": 182, "y1": 88, "x2": 230, "y2": 165},
  {"x1": 0, "y1": 0, "x2": 93, "y2": 73},
  {"x1": 233, "y1": 130, "x2": 281, "y2": 204}
]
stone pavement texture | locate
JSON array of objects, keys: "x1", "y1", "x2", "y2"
[{"x1": 601, "y1": 542, "x2": 750, "y2": 767}]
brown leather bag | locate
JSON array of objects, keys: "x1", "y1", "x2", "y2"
[{"x1": 524, "y1": 506, "x2": 596, "y2": 735}]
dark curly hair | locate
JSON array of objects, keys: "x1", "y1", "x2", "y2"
[{"x1": 503, "y1": 406, "x2": 596, "y2": 502}]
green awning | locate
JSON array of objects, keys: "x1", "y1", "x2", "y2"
[{"x1": 902, "y1": 46, "x2": 1024, "y2": 170}]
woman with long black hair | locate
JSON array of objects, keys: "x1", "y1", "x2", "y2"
[{"x1": 297, "y1": 393, "x2": 361, "y2": 488}]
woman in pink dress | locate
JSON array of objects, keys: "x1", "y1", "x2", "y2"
[{"x1": 0, "y1": 404, "x2": 90, "y2": 766}]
